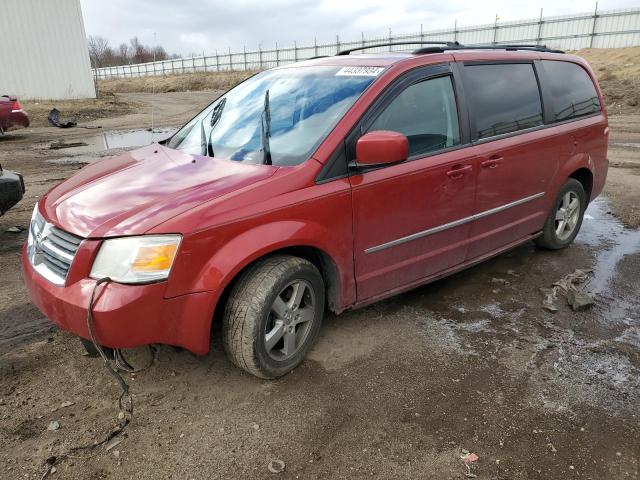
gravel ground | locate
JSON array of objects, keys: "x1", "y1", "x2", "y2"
[{"x1": 0, "y1": 92, "x2": 638, "y2": 479}]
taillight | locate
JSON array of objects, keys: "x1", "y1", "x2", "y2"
[{"x1": 12, "y1": 100, "x2": 22, "y2": 111}]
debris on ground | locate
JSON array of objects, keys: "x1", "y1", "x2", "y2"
[
  {"x1": 268, "y1": 459, "x2": 285, "y2": 474},
  {"x1": 48, "y1": 108, "x2": 77, "y2": 128},
  {"x1": 5, "y1": 226, "x2": 23, "y2": 233},
  {"x1": 51, "y1": 401, "x2": 75, "y2": 412},
  {"x1": 567, "y1": 290, "x2": 596, "y2": 311},
  {"x1": 47, "y1": 421, "x2": 60, "y2": 431},
  {"x1": 49, "y1": 140, "x2": 89, "y2": 150},
  {"x1": 541, "y1": 269, "x2": 594, "y2": 311},
  {"x1": 105, "y1": 438, "x2": 123, "y2": 452},
  {"x1": 461, "y1": 452, "x2": 479, "y2": 464}
]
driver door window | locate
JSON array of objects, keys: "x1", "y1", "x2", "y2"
[{"x1": 368, "y1": 75, "x2": 460, "y2": 157}]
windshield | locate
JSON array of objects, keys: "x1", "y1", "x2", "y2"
[{"x1": 166, "y1": 66, "x2": 380, "y2": 166}]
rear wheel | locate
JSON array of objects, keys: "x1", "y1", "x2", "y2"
[
  {"x1": 222, "y1": 255, "x2": 325, "y2": 379},
  {"x1": 535, "y1": 178, "x2": 586, "y2": 250}
]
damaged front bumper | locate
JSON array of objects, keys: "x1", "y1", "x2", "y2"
[{"x1": 21, "y1": 243, "x2": 219, "y2": 355}]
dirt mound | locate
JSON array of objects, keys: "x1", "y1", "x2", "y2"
[
  {"x1": 576, "y1": 47, "x2": 640, "y2": 79},
  {"x1": 574, "y1": 47, "x2": 640, "y2": 115}
]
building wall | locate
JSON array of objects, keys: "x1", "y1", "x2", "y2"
[{"x1": 0, "y1": 0, "x2": 95, "y2": 99}]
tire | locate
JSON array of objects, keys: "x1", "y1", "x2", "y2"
[
  {"x1": 534, "y1": 178, "x2": 587, "y2": 250},
  {"x1": 222, "y1": 255, "x2": 325, "y2": 379}
]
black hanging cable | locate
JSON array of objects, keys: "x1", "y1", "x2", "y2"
[{"x1": 39, "y1": 278, "x2": 158, "y2": 479}]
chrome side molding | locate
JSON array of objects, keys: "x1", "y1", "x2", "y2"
[{"x1": 365, "y1": 192, "x2": 545, "y2": 254}]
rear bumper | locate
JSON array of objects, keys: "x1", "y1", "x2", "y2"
[
  {"x1": 4, "y1": 109, "x2": 30, "y2": 129},
  {"x1": 21, "y1": 246, "x2": 218, "y2": 355},
  {"x1": 0, "y1": 170, "x2": 25, "y2": 215}
]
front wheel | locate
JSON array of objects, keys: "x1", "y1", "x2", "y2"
[
  {"x1": 222, "y1": 255, "x2": 325, "y2": 379},
  {"x1": 534, "y1": 178, "x2": 587, "y2": 250}
]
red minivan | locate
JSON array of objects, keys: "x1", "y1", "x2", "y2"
[{"x1": 23, "y1": 43, "x2": 608, "y2": 378}]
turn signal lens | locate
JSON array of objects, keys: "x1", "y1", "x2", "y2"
[{"x1": 132, "y1": 244, "x2": 178, "y2": 271}]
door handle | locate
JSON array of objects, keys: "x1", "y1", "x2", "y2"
[
  {"x1": 481, "y1": 157, "x2": 503, "y2": 169},
  {"x1": 446, "y1": 164, "x2": 472, "y2": 179}
]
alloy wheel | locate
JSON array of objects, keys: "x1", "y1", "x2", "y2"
[
  {"x1": 264, "y1": 280, "x2": 316, "y2": 361},
  {"x1": 555, "y1": 191, "x2": 581, "y2": 241}
]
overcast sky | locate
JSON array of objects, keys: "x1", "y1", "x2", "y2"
[{"x1": 80, "y1": 0, "x2": 637, "y2": 56}]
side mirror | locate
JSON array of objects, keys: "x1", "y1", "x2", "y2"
[{"x1": 356, "y1": 130, "x2": 408, "y2": 167}]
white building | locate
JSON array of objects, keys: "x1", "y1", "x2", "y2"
[{"x1": 0, "y1": 0, "x2": 95, "y2": 99}]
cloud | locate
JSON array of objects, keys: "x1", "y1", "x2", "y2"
[{"x1": 80, "y1": 0, "x2": 639, "y2": 56}]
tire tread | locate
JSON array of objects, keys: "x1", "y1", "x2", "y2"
[{"x1": 222, "y1": 255, "x2": 321, "y2": 379}]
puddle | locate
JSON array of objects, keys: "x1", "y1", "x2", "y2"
[
  {"x1": 102, "y1": 128, "x2": 177, "y2": 149},
  {"x1": 577, "y1": 198, "x2": 640, "y2": 294},
  {"x1": 47, "y1": 127, "x2": 178, "y2": 161}
]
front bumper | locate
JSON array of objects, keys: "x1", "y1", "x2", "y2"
[
  {"x1": 22, "y1": 245, "x2": 218, "y2": 355},
  {"x1": 0, "y1": 170, "x2": 25, "y2": 215}
]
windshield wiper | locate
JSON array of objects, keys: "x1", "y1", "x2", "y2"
[
  {"x1": 260, "y1": 90, "x2": 272, "y2": 165},
  {"x1": 204, "y1": 98, "x2": 226, "y2": 157},
  {"x1": 210, "y1": 98, "x2": 226, "y2": 127}
]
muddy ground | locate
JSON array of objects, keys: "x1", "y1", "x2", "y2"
[{"x1": 0, "y1": 91, "x2": 639, "y2": 479}]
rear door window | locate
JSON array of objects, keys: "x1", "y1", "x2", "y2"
[
  {"x1": 368, "y1": 75, "x2": 460, "y2": 157},
  {"x1": 542, "y1": 60, "x2": 601, "y2": 122},
  {"x1": 463, "y1": 63, "x2": 543, "y2": 140}
]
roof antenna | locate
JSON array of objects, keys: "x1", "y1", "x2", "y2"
[{"x1": 151, "y1": 31, "x2": 156, "y2": 144}]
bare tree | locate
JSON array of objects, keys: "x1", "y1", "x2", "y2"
[
  {"x1": 87, "y1": 35, "x2": 174, "y2": 68},
  {"x1": 153, "y1": 45, "x2": 168, "y2": 61},
  {"x1": 87, "y1": 35, "x2": 110, "y2": 68},
  {"x1": 118, "y1": 43, "x2": 130, "y2": 64},
  {"x1": 130, "y1": 36, "x2": 146, "y2": 63}
]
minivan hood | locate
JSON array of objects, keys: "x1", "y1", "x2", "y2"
[{"x1": 42, "y1": 144, "x2": 278, "y2": 238}]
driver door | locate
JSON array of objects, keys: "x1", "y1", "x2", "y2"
[{"x1": 349, "y1": 67, "x2": 477, "y2": 301}]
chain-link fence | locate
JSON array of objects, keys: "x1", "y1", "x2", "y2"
[{"x1": 93, "y1": 6, "x2": 640, "y2": 79}]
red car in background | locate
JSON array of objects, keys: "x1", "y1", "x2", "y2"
[{"x1": 0, "y1": 94, "x2": 29, "y2": 134}]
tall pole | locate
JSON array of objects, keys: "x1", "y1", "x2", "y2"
[
  {"x1": 537, "y1": 8, "x2": 544, "y2": 45},
  {"x1": 493, "y1": 14, "x2": 499, "y2": 44},
  {"x1": 243, "y1": 45, "x2": 248, "y2": 70},
  {"x1": 590, "y1": 2, "x2": 599, "y2": 48}
]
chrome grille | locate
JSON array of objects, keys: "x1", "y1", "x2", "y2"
[{"x1": 27, "y1": 210, "x2": 83, "y2": 285}]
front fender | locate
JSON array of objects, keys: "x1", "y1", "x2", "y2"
[{"x1": 166, "y1": 216, "x2": 355, "y2": 308}]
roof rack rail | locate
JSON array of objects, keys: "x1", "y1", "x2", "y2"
[
  {"x1": 412, "y1": 43, "x2": 565, "y2": 54},
  {"x1": 336, "y1": 41, "x2": 461, "y2": 56}
]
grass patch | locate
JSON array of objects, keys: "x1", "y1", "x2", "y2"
[
  {"x1": 97, "y1": 70, "x2": 258, "y2": 94},
  {"x1": 22, "y1": 92, "x2": 141, "y2": 128}
]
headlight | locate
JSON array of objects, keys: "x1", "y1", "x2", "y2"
[{"x1": 90, "y1": 235, "x2": 182, "y2": 284}]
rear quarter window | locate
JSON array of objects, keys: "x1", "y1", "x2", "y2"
[
  {"x1": 463, "y1": 63, "x2": 543, "y2": 140},
  {"x1": 542, "y1": 60, "x2": 601, "y2": 122}
]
